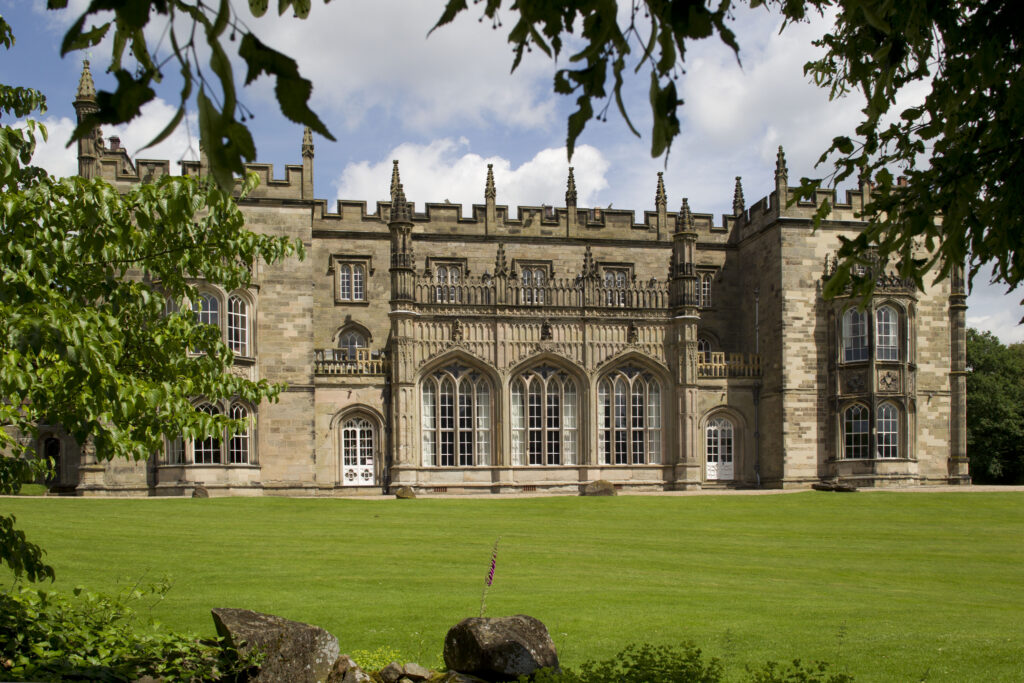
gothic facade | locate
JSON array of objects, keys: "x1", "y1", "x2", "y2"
[{"x1": 47, "y1": 65, "x2": 970, "y2": 496}]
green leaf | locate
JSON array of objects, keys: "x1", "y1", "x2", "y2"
[{"x1": 237, "y1": 33, "x2": 335, "y2": 140}]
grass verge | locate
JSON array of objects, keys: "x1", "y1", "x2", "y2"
[{"x1": 4, "y1": 491, "x2": 1022, "y2": 681}]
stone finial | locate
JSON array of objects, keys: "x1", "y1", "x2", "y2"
[
  {"x1": 675, "y1": 198, "x2": 694, "y2": 233},
  {"x1": 391, "y1": 182, "x2": 411, "y2": 223},
  {"x1": 485, "y1": 163, "x2": 496, "y2": 201},
  {"x1": 565, "y1": 167, "x2": 577, "y2": 205},
  {"x1": 301, "y1": 126, "x2": 313, "y2": 158},
  {"x1": 390, "y1": 159, "x2": 401, "y2": 202},
  {"x1": 733, "y1": 176, "x2": 745, "y2": 216},
  {"x1": 76, "y1": 60, "x2": 96, "y2": 100},
  {"x1": 494, "y1": 243, "x2": 509, "y2": 278},
  {"x1": 775, "y1": 145, "x2": 788, "y2": 184},
  {"x1": 655, "y1": 171, "x2": 667, "y2": 209},
  {"x1": 581, "y1": 244, "x2": 598, "y2": 279}
]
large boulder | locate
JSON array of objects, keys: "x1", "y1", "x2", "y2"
[
  {"x1": 443, "y1": 615, "x2": 560, "y2": 681},
  {"x1": 394, "y1": 486, "x2": 417, "y2": 499},
  {"x1": 211, "y1": 608, "x2": 340, "y2": 683},
  {"x1": 581, "y1": 479, "x2": 616, "y2": 496}
]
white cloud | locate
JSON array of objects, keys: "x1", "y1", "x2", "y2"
[
  {"x1": 967, "y1": 266, "x2": 1024, "y2": 344},
  {"x1": 334, "y1": 139, "x2": 609, "y2": 211},
  {"x1": 27, "y1": 98, "x2": 198, "y2": 179},
  {"x1": 247, "y1": 0, "x2": 556, "y2": 133}
]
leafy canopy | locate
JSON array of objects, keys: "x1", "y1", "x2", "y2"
[
  {"x1": 965, "y1": 329, "x2": 1024, "y2": 484},
  {"x1": 0, "y1": 16, "x2": 302, "y2": 581},
  {"x1": 51, "y1": 1, "x2": 1021, "y2": 306}
]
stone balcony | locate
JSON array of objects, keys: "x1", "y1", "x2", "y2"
[
  {"x1": 698, "y1": 352, "x2": 762, "y2": 378},
  {"x1": 314, "y1": 348, "x2": 386, "y2": 376}
]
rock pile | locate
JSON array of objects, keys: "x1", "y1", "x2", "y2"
[{"x1": 210, "y1": 608, "x2": 558, "y2": 683}]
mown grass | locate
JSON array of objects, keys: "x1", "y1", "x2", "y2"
[{"x1": 4, "y1": 491, "x2": 1022, "y2": 681}]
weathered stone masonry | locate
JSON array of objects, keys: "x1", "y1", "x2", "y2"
[{"x1": 40, "y1": 63, "x2": 969, "y2": 496}]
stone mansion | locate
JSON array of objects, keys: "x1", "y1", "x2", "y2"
[{"x1": 42, "y1": 65, "x2": 970, "y2": 495}]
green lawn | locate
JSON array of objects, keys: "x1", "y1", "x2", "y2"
[{"x1": 4, "y1": 492, "x2": 1022, "y2": 681}]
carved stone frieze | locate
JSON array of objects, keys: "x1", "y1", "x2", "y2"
[
  {"x1": 877, "y1": 369, "x2": 900, "y2": 392},
  {"x1": 843, "y1": 371, "x2": 866, "y2": 393}
]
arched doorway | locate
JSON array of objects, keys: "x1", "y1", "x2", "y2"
[
  {"x1": 340, "y1": 416, "x2": 377, "y2": 486},
  {"x1": 705, "y1": 416, "x2": 735, "y2": 481}
]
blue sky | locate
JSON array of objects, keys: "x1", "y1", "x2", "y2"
[{"x1": 3, "y1": 0, "x2": 1021, "y2": 342}]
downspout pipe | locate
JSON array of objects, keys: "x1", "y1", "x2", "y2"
[{"x1": 754, "y1": 287, "x2": 761, "y2": 488}]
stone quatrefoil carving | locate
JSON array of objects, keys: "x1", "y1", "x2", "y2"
[{"x1": 879, "y1": 370, "x2": 899, "y2": 391}]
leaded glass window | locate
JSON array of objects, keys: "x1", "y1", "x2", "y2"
[
  {"x1": 421, "y1": 363, "x2": 491, "y2": 466},
  {"x1": 598, "y1": 366, "x2": 663, "y2": 465}
]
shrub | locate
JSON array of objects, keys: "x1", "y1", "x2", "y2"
[
  {"x1": 746, "y1": 659, "x2": 854, "y2": 683},
  {"x1": 524, "y1": 642, "x2": 723, "y2": 683},
  {"x1": 350, "y1": 645, "x2": 407, "y2": 672},
  {"x1": 0, "y1": 582, "x2": 259, "y2": 681}
]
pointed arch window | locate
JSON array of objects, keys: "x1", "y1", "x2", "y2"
[
  {"x1": 697, "y1": 338, "x2": 711, "y2": 363},
  {"x1": 338, "y1": 329, "x2": 367, "y2": 359},
  {"x1": 435, "y1": 264, "x2": 463, "y2": 304},
  {"x1": 604, "y1": 268, "x2": 628, "y2": 306},
  {"x1": 842, "y1": 308, "x2": 869, "y2": 362},
  {"x1": 164, "y1": 401, "x2": 256, "y2": 465},
  {"x1": 510, "y1": 365, "x2": 578, "y2": 466},
  {"x1": 876, "y1": 305, "x2": 899, "y2": 361},
  {"x1": 421, "y1": 363, "x2": 491, "y2": 466},
  {"x1": 520, "y1": 266, "x2": 547, "y2": 305},
  {"x1": 598, "y1": 366, "x2": 662, "y2": 465},
  {"x1": 195, "y1": 293, "x2": 219, "y2": 328},
  {"x1": 228, "y1": 404, "x2": 250, "y2": 464},
  {"x1": 194, "y1": 403, "x2": 222, "y2": 464},
  {"x1": 876, "y1": 403, "x2": 900, "y2": 459},
  {"x1": 843, "y1": 404, "x2": 870, "y2": 459},
  {"x1": 227, "y1": 295, "x2": 249, "y2": 356}
]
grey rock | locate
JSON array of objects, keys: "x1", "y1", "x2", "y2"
[
  {"x1": 211, "y1": 608, "x2": 340, "y2": 683},
  {"x1": 402, "y1": 662, "x2": 432, "y2": 681},
  {"x1": 191, "y1": 486, "x2": 209, "y2": 498},
  {"x1": 380, "y1": 661, "x2": 404, "y2": 683},
  {"x1": 394, "y1": 486, "x2": 417, "y2": 499},
  {"x1": 328, "y1": 654, "x2": 373, "y2": 683},
  {"x1": 581, "y1": 479, "x2": 616, "y2": 496},
  {"x1": 444, "y1": 615, "x2": 560, "y2": 681}
]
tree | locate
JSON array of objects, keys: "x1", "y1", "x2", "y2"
[
  {"x1": 965, "y1": 329, "x2": 1024, "y2": 484},
  {"x1": 0, "y1": 17, "x2": 302, "y2": 581},
  {"x1": 49, "y1": 0, "x2": 1021, "y2": 307}
]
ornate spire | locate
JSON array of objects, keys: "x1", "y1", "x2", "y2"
[
  {"x1": 390, "y1": 159, "x2": 401, "y2": 202},
  {"x1": 675, "y1": 198, "x2": 694, "y2": 233},
  {"x1": 565, "y1": 167, "x2": 577, "y2": 205},
  {"x1": 655, "y1": 171, "x2": 667, "y2": 209},
  {"x1": 391, "y1": 182, "x2": 411, "y2": 223},
  {"x1": 301, "y1": 126, "x2": 314, "y2": 158},
  {"x1": 494, "y1": 242, "x2": 509, "y2": 278},
  {"x1": 485, "y1": 163, "x2": 496, "y2": 201},
  {"x1": 732, "y1": 176, "x2": 745, "y2": 216},
  {"x1": 581, "y1": 244, "x2": 599, "y2": 279},
  {"x1": 775, "y1": 145, "x2": 788, "y2": 185},
  {"x1": 76, "y1": 60, "x2": 96, "y2": 100}
]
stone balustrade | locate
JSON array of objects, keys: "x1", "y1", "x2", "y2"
[
  {"x1": 314, "y1": 348, "x2": 386, "y2": 376},
  {"x1": 698, "y1": 352, "x2": 762, "y2": 378},
  {"x1": 413, "y1": 275, "x2": 670, "y2": 310}
]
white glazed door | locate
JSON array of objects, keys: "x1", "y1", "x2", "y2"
[
  {"x1": 705, "y1": 417, "x2": 734, "y2": 481},
  {"x1": 342, "y1": 418, "x2": 375, "y2": 486}
]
